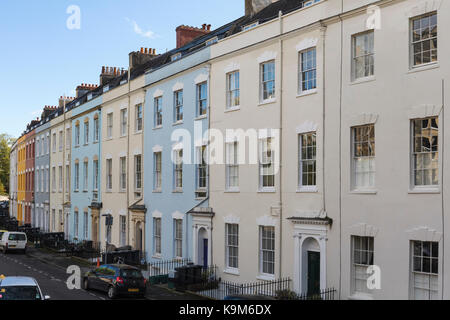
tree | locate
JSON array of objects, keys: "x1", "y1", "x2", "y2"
[{"x1": 0, "y1": 133, "x2": 15, "y2": 195}]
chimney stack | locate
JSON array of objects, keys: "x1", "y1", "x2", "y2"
[
  {"x1": 176, "y1": 24, "x2": 212, "y2": 49},
  {"x1": 99, "y1": 66, "x2": 126, "y2": 86},
  {"x1": 245, "y1": 0, "x2": 279, "y2": 16},
  {"x1": 76, "y1": 83, "x2": 99, "y2": 98},
  {"x1": 128, "y1": 48, "x2": 158, "y2": 70},
  {"x1": 58, "y1": 96, "x2": 74, "y2": 108}
]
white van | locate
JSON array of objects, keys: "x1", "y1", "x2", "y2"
[{"x1": 0, "y1": 232, "x2": 27, "y2": 254}]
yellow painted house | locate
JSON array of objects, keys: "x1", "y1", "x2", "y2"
[{"x1": 16, "y1": 134, "x2": 26, "y2": 225}]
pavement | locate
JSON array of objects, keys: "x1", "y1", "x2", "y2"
[{"x1": 0, "y1": 245, "x2": 207, "y2": 300}]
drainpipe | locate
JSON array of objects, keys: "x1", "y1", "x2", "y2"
[
  {"x1": 127, "y1": 67, "x2": 131, "y2": 247},
  {"x1": 207, "y1": 63, "x2": 212, "y2": 265},
  {"x1": 278, "y1": 10, "x2": 283, "y2": 279},
  {"x1": 441, "y1": 79, "x2": 445, "y2": 299},
  {"x1": 338, "y1": 0, "x2": 344, "y2": 300},
  {"x1": 320, "y1": 23, "x2": 327, "y2": 214}
]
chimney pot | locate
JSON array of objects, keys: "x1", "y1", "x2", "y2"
[{"x1": 207, "y1": 24, "x2": 211, "y2": 31}]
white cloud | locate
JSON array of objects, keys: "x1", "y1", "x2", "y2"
[
  {"x1": 125, "y1": 18, "x2": 157, "y2": 39},
  {"x1": 31, "y1": 110, "x2": 41, "y2": 116}
]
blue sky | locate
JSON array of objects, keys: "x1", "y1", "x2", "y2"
[{"x1": 0, "y1": 0, "x2": 244, "y2": 139}]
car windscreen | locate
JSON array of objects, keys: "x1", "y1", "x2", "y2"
[
  {"x1": 0, "y1": 286, "x2": 42, "y2": 300},
  {"x1": 8, "y1": 234, "x2": 26, "y2": 241},
  {"x1": 120, "y1": 269, "x2": 143, "y2": 279}
]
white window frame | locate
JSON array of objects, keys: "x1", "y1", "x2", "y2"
[
  {"x1": 197, "y1": 82, "x2": 208, "y2": 117},
  {"x1": 411, "y1": 117, "x2": 439, "y2": 190},
  {"x1": 75, "y1": 125, "x2": 80, "y2": 146},
  {"x1": 174, "y1": 219, "x2": 183, "y2": 258},
  {"x1": 173, "y1": 149, "x2": 183, "y2": 191},
  {"x1": 259, "y1": 226, "x2": 275, "y2": 276},
  {"x1": 259, "y1": 138, "x2": 275, "y2": 191},
  {"x1": 226, "y1": 142, "x2": 239, "y2": 191},
  {"x1": 196, "y1": 145, "x2": 207, "y2": 193},
  {"x1": 120, "y1": 216, "x2": 127, "y2": 247},
  {"x1": 106, "y1": 159, "x2": 112, "y2": 191},
  {"x1": 135, "y1": 155, "x2": 142, "y2": 191},
  {"x1": 58, "y1": 165, "x2": 63, "y2": 193},
  {"x1": 260, "y1": 61, "x2": 276, "y2": 103},
  {"x1": 84, "y1": 121, "x2": 89, "y2": 145},
  {"x1": 153, "y1": 218, "x2": 162, "y2": 256},
  {"x1": 119, "y1": 157, "x2": 127, "y2": 191},
  {"x1": 352, "y1": 31, "x2": 375, "y2": 81},
  {"x1": 410, "y1": 12, "x2": 438, "y2": 68},
  {"x1": 153, "y1": 152, "x2": 162, "y2": 191},
  {"x1": 93, "y1": 160, "x2": 99, "y2": 191},
  {"x1": 298, "y1": 47, "x2": 317, "y2": 94},
  {"x1": 154, "y1": 97, "x2": 163, "y2": 128},
  {"x1": 410, "y1": 240, "x2": 439, "y2": 300},
  {"x1": 94, "y1": 118, "x2": 99, "y2": 142},
  {"x1": 226, "y1": 71, "x2": 240, "y2": 109},
  {"x1": 107, "y1": 113, "x2": 113, "y2": 139},
  {"x1": 174, "y1": 90, "x2": 183, "y2": 123},
  {"x1": 136, "y1": 104, "x2": 143, "y2": 132},
  {"x1": 84, "y1": 211, "x2": 89, "y2": 240},
  {"x1": 298, "y1": 132, "x2": 317, "y2": 191},
  {"x1": 83, "y1": 161, "x2": 88, "y2": 191},
  {"x1": 351, "y1": 236, "x2": 374, "y2": 295},
  {"x1": 225, "y1": 224, "x2": 239, "y2": 270},
  {"x1": 351, "y1": 125, "x2": 376, "y2": 191},
  {"x1": 120, "y1": 109, "x2": 127, "y2": 137}
]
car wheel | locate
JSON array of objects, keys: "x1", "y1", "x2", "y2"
[
  {"x1": 84, "y1": 278, "x2": 90, "y2": 290},
  {"x1": 107, "y1": 286, "x2": 117, "y2": 299},
  {"x1": 22, "y1": 248, "x2": 26, "y2": 254}
]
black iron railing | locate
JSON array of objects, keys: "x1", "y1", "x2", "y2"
[{"x1": 147, "y1": 258, "x2": 192, "y2": 277}]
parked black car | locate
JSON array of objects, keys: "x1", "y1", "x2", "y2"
[{"x1": 83, "y1": 264, "x2": 147, "y2": 299}]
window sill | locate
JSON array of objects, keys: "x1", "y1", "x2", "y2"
[
  {"x1": 297, "y1": 89, "x2": 317, "y2": 98},
  {"x1": 153, "y1": 126, "x2": 163, "y2": 130},
  {"x1": 350, "y1": 75, "x2": 376, "y2": 86},
  {"x1": 225, "y1": 106, "x2": 241, "y2": 113},
  {"x1": 225, "y1": 188, "x2": 240, "y2": 193},
  {"x1": 256, "y1": 274, "x2": 275, "y2": 282},
  {"x1": 258, "y1": 188, "x2": 276, "y2": 193},
  {"x1": 173, "y1": 189, "x2": 183, "y2": 193},
  {"x1": 408, "y1": 62, "x2": 439, "y2": 74},
  {"x1": 135, "y1": 130, "x2": 143, "y2": 135},
  {"x1": 195, "y1": 115, "x2": 207, "y2": 121},
  {"x1": 258, "y1": 98, "x2": 276, "y2": 106},
  {"x1": 408, "y1": 187, "x2": 440, "y2": 194},
  {"x1": 172, "y1": 121, "x2": 184, "y2": 126},
  {"x1": 348, "y1": 292, "x2": 374, "y2": 300},
  {"x1": 224, "y1": 268, "x2": 240, "y2": 276},
  {"x1": 120, "y1": 134, "x2": 127, "y2": 138},
  {"x1": 153, "y1": 189, "x2": 162, "y2": 193},
  {"x1": 297, "y1": 186, "x2": 318, "y2": 193},
  {"x1": 349, "y1": 189, "x2": 377, "y2": 195},
  {"x1": 152, "y1": 254, "x2": 162, "y2": 260}
]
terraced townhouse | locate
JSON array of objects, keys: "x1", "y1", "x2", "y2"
[{"x1": 8, "y1": 0, "x2": 450, "y2": 300}]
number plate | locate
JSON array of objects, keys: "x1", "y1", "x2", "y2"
[
  {"x1": 128, "y1": 288, "x2": 139, "y2": 293},
  {"x1": 9, "y1": 245, "x2": 16, "y2": 248}
]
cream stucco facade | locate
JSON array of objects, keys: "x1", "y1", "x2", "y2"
[
  {"x1": 210, "y1": 0, "x2": 450, "y2": 300},
  {"x1": 49, "y1": 109, "x2": 72, "y2": 236},
  {"x1": 100, "y1": 74, "x2": 146, "y2": 252}
]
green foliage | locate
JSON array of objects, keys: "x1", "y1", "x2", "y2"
[{"x1": 0, "y1": 134, "x2": 15, "y2": 195}]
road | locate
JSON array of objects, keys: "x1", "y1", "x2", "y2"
[{"x1": 0, "y1": 251, "x2": 104, "y2": 300}]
